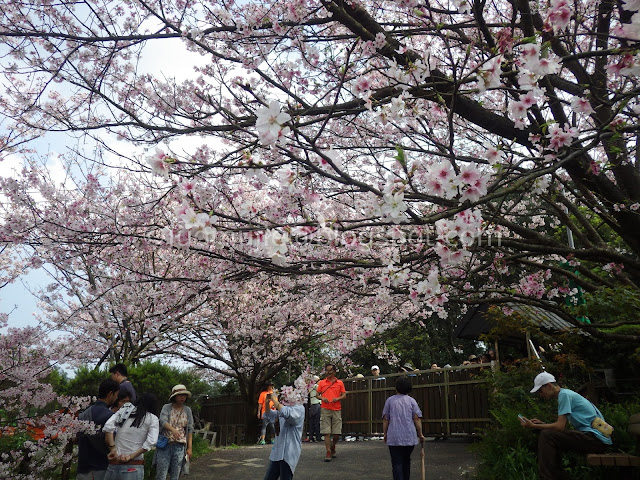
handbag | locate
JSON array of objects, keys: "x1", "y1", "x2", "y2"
[
  {"x1": 156, "y1": 434, "x2": 169, "y2": 449},
  {"x1": 589, "y1": 400, "x2": 614, "y2": 438},
  {"x1": 591, "y1": 417, "x2": 614, "y2": 437}
]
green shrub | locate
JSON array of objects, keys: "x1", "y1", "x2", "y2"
[
  {"x1": 63, "y1": 365, "x2": 109, "y2": 397},
  {"x1": 191, "y1": 430, "x2": 213, "y2": 457}
]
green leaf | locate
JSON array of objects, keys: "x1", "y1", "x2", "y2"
[{"x1": 394, "y1": 145, "x2": 406, "y2": 167}]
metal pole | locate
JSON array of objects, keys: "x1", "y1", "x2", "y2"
[{"x1": 562, "y1": 205, "x2": 575, "y2": 249}]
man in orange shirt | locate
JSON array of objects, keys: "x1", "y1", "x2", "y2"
[
  {"x1": 317, "y1": 363, "x2": 346, "y2": 462},
  {"x1": 257, "y1": 382, "x2": 276, "y2": 445}
]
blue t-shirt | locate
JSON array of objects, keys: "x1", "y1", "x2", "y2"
[{"x1": 557, "y1": 389, "x2": 612, "y2": 445}]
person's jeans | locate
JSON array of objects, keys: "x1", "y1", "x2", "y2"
[
  {"x1": 104, "y1": 464, "x2": 144, "y2": 480},
  {"x1": 308, "y1": 404, "x2": 321, "y2": 441},
  {"x1": 155, "y1": 442, "x2": 186, "y2": 480},
  {"x1": 76, "y1": 471, "x2": 107, "y2": 480},
  {"x1": 388, "y1": 445, "x2": 415, "y2": 480},
  {"x1": 263, "y1": 460, "x2": 293, "y2": 480},
  {"x1": 261, "y1": 416, "x2": 275, "y2": 437},
  {"x1": 537, "y1": 429, "x2": 606, "y2": 479}
]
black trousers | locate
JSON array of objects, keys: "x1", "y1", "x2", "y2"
[
  {"x1": 537, "y1": 429, "x2": 606, "y2": 480},
  {"x1": 308, "y1": 404, "x2": 321, "y2": 441},
  {"x1": 388, "y1": 445, "x2": 415, "y2": 480}
]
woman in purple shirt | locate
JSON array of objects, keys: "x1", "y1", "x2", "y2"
[{"x1": 382, "y1": 377, "x2": 425, "y2": 480}]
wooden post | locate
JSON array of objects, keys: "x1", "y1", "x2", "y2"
[
  {"x1": 444, "y1": 369, "x2": 451, "y2": 437},
  {"x1": 368, "y1": 377, "x2": 373, "y2": 436}
]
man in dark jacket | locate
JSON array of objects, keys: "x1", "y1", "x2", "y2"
[{"x1": 76, "y1": 379, "x2": 120, "y2": 480}]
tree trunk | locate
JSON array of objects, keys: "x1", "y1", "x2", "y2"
[
  {"x1": 241, "y1": 381, "x2": 259, "y2": 445},
  {"x1": 244, "y1": 401, "x2": 260, "y2": 445}
]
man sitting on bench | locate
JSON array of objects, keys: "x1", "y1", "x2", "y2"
[{"x1": 520, "y1": 372, "x2": 612, "y2": 480}]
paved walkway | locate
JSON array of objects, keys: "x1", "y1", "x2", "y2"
[{"x1": 188, "y1": 438, "x2": 477, "y2": 479}]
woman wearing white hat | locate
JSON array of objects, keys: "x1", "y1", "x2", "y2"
[{"x1": 155, "y1": 384, "x2": 194, "y2": 480}]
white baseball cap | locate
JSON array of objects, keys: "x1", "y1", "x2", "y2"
[
  {"x1": 531, "y1": 372, "x2": 556, "y2": 393},
  {"x1": 371, "y1": 365, "x2": 379, "y2": 371}
]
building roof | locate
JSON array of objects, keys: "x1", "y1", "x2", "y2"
[{"x1": 453, "y1": 302, "x2": 578, "y2": 344}]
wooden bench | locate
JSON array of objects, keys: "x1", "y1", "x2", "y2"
[
  {"x1": 587, "y1": 413, "x2": 640, "y2": 472},
  {"x1": 194, "y1": 421, "x2": 217, "y2": 446}
]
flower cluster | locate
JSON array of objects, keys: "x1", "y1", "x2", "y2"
[
  {"x1": 255, "y1": 100, "x2": 291, "y2": 146},
  {"x1": 547, "y1": 123, "x2": 578, "y2": 151},
  {"x1": 279, "y1": 369, "x2": 316, "y2": 405},
  {"x1": 434, "y1": 209, "x2": 483, "y2": 264},
  {"x1": 146, "y1": 149, "x2": 174, "y2": 178},
  {"x1": 545, "y1": 0, "x2": 572, "y2": 32}
]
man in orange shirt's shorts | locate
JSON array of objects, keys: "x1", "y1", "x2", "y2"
[{"x1": 317, "y1": 364, "x2": 346, "y2": 462}]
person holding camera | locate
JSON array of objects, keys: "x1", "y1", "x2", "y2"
[
  {"x1": 262, "y1": 389, "x2": 305, "y2": 480},
  {"x1": 520, "y1": 372, "x2": 612, "y2": 480}
]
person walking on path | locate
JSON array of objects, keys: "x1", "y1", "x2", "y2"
[
  {"x1": 109, "y1": 363, "x2": 136, "y2": 403},
  {"x1": 156, "y1": 384, "x2": 194, "y2": 480},
  {"x1": 103, "y1": 393, "x2": 159, "y2": 480},
  {"x1": 317, "y1": 363, "x2": 346, "y2": 462},
  {"x1": 307, "y1": 375, "x2": 322, "y2": 442},
  {"x1": 258, "y1": 382, "x2": 276, "y2": 445},
  {"x1": 262, "y1": 387, "x2": 306, "y2": 480},
  {"x1": 520, "y1": 372, "x2": 612, "y2": 480},
  {"x1": 382, "y1": 377, "x2": 425, "y2": 480},
  {"x1": 76, "y1": 379, "x2": 120, "y2": 480}
]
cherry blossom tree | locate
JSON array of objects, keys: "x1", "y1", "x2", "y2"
[
  {"x1": 1, "y1": 0, "x2": 639, "y2": 336},
  {"x1": 166, "y1": 272, "x2": 405, "y2": 440},
  {"x1": 0, "y1": 318, "x2": 93, "y2": 478},
  {"x1": 0, "y1": 0, "x2": 639, "y2": 465},
  {"x1": 1, "y1": 157, "x2": 414, "y2": 441}
]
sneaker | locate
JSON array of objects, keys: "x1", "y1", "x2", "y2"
[
  {"x1": 258, "y1": 439, "x2": 266, "y2": 445},
  {"x1": 324, "y1": 451, "x2": 332, "y2": 462},
  {"x1": 330, "y1": 445, "x2": 337, "y2": 458},
  {"x1": 270, "y1": 439, "x2": 275, "y2": 444}
]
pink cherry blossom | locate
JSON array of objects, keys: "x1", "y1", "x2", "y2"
[
  {"x1": 255, "y1": 100, "x2": 291, "y2": 146},
  {"x1": 570, "y1": 96, "x2": 594, "y2": 115}
]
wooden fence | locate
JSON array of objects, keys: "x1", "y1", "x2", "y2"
[
  {"x1": 341, "y1": 366, "x2": 490, "y2": 437},
  {"x1": 199, "y1": 394, "x2": 248, "y2": 446},
  {"x1": 200, "y1": 365, "x2": 491, "y2": 446}
]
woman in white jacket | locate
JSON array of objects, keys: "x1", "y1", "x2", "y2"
[{"x1": 103, "y1": 393, "x2": 159, "y2": 480}]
